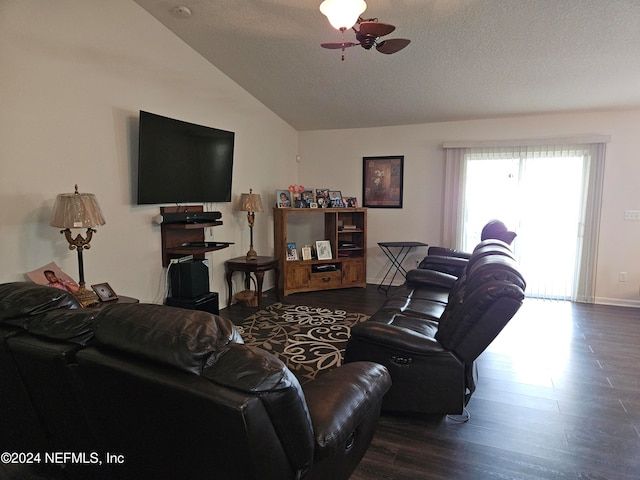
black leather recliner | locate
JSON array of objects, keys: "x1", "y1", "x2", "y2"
[
  {"x1": 344, "y1": 239, "x2": 525, "y2": 416},
  {"x1": 417, "y1": 219, "x2": 518, "y2": 278},
  {"x1": 0, "y1": 282, "x2": 391, "y2": 480}
]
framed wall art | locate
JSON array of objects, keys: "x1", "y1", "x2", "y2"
[{"x1": 362, "y1": 156, "x2": 404, "y2": 208}]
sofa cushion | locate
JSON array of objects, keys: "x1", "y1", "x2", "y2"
[
  {"x1": 0, "y1": 282, "x2": 81, "y2": 326},
  {"x1": 203, "y1": 343, "x2": 298, "y2": 393},
  {"x1": 93, "y1": 303, "x2": 242, "y2": 374},
  {"x1": 25, "y1": 309, "x2": 97, "y2": 346}
]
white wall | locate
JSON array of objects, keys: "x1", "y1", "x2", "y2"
[
  {"x1": 299, "y1": 111, "x2": 640, "y2": 308},
  {"x1": 0, "y1": 0, "x2": 298, "y2": 303}
]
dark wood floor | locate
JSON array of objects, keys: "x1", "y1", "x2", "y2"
[{"x1": 220, "y1": 285, "x2": 640, "y2": 480}]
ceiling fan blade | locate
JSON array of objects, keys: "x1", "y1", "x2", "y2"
[
  {"x1": 359, "y1": 21, "x2": 395, "y2": 38},
  {"x1": 321, "y1": 42, "x2": 356, "y2": 50},
  {"x1": 376, "y1": 38, "x2": 411, "y2": 54}
]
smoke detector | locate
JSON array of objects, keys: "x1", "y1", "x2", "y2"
[{"x1": 171, "y1": 5, "x2": 192, "y2": 18}]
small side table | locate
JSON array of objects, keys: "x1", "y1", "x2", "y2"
[
  {"x1": 89, "y1": 295, "x2": 139, "y2": 309},
  {"x1": 377, "y1": 241, "x2": 428, "y2": 293},
  {"x1": 225, "y1": 256, "x2": 280, "y2": 308}
]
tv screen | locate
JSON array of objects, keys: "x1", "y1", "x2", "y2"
[{"x1": 137, "y1": 111, "x2": 234, "y2": 205}]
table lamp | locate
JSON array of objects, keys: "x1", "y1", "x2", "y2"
[
  {"x1": 50, "y1": 184, "x2": 105, "y2": 306},
  {"x1": 239, "y1": 188, "x2": 264, "y2": 261}
]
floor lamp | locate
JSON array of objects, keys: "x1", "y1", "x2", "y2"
[
  {"x1": 50, "y1": 184, "x2": 105, "y2": 306},
  {"x1": 239, "y1": 188, "x2": 264, "y2": 261}
]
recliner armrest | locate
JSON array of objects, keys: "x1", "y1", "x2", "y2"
[
  {"x1": 302, "y1": 362, "x2": 390, "y2": 461},
  {"x1": 349, "y1": 319, "x2": 444, "y2": 354},
  {"x1": 417, "y1": 256, "x2": 469, "y2": 277},
  {"x1": 406, "y1": 268, "x2": 458, "y2": 289},
  {"x1": 427, "y1": 246, "x2": 471, "y2": 259}
]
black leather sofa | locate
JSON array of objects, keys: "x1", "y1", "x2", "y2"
[
  {"x1": 416, "y1": 220, "x2": 518, "y2": 279},
  {"x1": 0, "y1": 282, "x2": 391, "y2": 480},
  {"x1": 344, "y1": 239, "x2": 525, "y2": 416}
]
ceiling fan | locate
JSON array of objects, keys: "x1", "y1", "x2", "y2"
[{"x1": 321, "y1": 17, "x2": 411, "y2": 60}]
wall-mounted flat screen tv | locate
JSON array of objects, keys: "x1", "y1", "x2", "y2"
[{"x1": 137, "y1": 110, "x2": 234, "y2": 205}]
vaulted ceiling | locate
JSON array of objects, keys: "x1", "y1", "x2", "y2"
[{"x1": 133, "y1": 0, "x2": 640, "y2": 131}]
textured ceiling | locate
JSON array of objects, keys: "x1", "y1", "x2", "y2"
[{"x1": 132, "y1": 0, "x2": 640, "y2": 131}]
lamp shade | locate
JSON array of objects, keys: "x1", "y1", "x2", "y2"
[
  {"x1": 320, "y1": 0, "x2": 367, "y2": 31},
  {"x1": 50, "y1": 185, "x2": 105, "y2": 229},
  {"x1": 239, "y1": 189, "x2": 264, "y2": 213}
]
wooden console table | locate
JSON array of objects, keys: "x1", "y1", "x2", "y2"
[{"x1": 225, "y1": 256, "x2": 280, "y2": 307}]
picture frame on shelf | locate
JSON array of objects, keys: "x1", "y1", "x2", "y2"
[
  {"x1": 362, "y1": 155, "x2": 404, "y2": 208},
  {"x1": 301, "y1": 190, "x2": 315, "y2": 207},
  {"x1": 329, "y1": 191, "x2": 345, "y2": 207},
  {"x1": 276, "y1": 190, "x2": 292, "y2": 208},
  {"x1": 315, "y1": 240, "x2": 332, "y2": 260},
  {"x1": 286, "y1": 242, "x2": 298, "y2": 261},
  {"x1": 315, "y1": 189, "x2": 330, "y2": 208},
  {"x1": 310, "y1": 202, "x2": 318, "y2": 208},
  {"x1": 91, "y1": 282, "x2": 118, "y2": 302},
  {"x1": 301, "y1": 245, "x2": 312, "y2": 261},
  {"x1": 343, "y1": 197, "x2": 358, "y2": 207}
]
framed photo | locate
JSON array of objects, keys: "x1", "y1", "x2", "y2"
[
  {"x1": 362, "y1": 156, "x2": 404, "y2": 208},
  {"x1": 310, "y1": 202, "x2": 318, "y2": 208},
  {"x1": 329, "y1": 191, "x2": 344, "y2": 208},
  {"x1": 301, "y1": 190, "x2": 315, "y2": 207},
  {"x1": 276, "y1": 190, "x2": 292, "y2": 208},
  {"x1": 301, "y1": 245, "x2": 312, "y2": 261},
  {"x1": 343, "y1": 197, "x2": 358, "y2": 207},
  {"x1": 91, "y1": 282, "x2": 118, "y2": 302},
  {"x1": 293, "y1": 196, "x2": 307, "y2": 208},
  {"x1": 315, "y1": 240, "x2": 332, "y2": 260},
  {"x1": 315, "y1": 189, "x2": 330, "y2": 208},
  {"x1": 286, "y1": 242, "x2": 298, "y2": 261}
]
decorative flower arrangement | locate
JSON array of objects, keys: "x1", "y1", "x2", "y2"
[{"x1": 288, "y1": 184, "x2": 305, "y2": 207}]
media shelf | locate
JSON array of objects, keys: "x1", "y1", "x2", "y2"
[
  {"x1": 273, "y1": 207, "x2": 367, "y2": 296},
  {"x1": 160, "y1": 206, "x2": 230, "y2": 266}
]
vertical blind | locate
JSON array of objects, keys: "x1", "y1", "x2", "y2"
[{"x1": 442, "y1": 139, "x2": 607, "y2": 302}]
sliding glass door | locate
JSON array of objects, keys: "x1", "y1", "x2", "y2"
[{"x1": 462, "y1": 147, "x2": 586, "y2": 300}]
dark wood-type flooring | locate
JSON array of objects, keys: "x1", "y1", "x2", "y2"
[{"x1": 219, "y1": 285, "x2": 640, "y2": 479}]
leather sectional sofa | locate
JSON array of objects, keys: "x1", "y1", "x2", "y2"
[
  {"x1": 345, "y1": 239, "x2": 525, "y2": 416},
  {"x1": 0, "y1": 282, "x2": 391, "y2": 480}
]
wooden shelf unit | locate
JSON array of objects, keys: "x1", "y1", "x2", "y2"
[
  {"x1": 273, "y1": 207, "x2": 367, "y2": 296},
  {"x1": 160, "y1": 205, "x2": 228, "y2": 267}
]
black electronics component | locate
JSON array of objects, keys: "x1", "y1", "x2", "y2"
[
  {"x1": 161, "y1": 211, "x2": 222, "y2": 224},
  {"x1": 169, "y1": 260, "x2": 209, "y2": 299},
  {"x1": 165, "y1": 292, "x2": 219, "y2": 315}
]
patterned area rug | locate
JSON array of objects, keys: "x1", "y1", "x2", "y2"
[{"x1": 236, "y1": 303, "x2": 369, "y2": 382}]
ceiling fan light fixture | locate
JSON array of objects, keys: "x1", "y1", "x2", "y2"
[{"x1": 320, "y1": 0, "x2": 367, "y2": 31}]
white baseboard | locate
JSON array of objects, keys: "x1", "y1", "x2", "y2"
[{"x1": 594, "y1": 297, "x2": 640, "y2": 308}]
